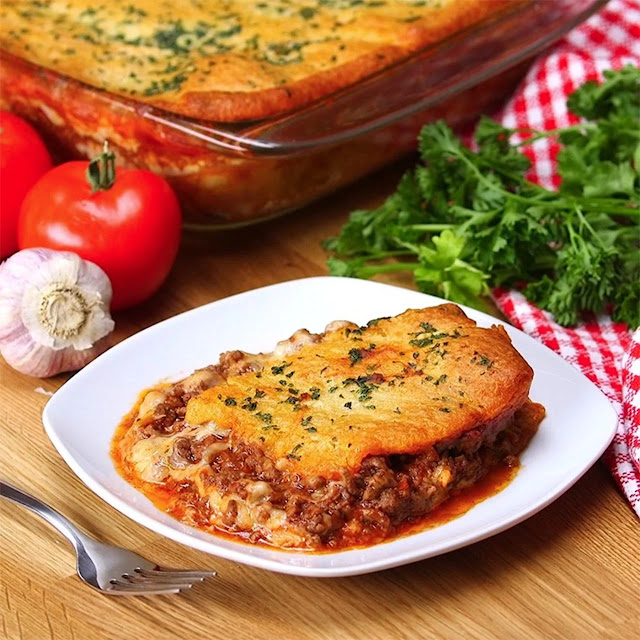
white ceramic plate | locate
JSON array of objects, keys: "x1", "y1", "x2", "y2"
[{"x1": 43, "y1": 277, "x2": 617, "y2": 577}]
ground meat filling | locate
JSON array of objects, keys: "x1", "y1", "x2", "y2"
[
  {"x1": 147, "y1": 391, "x2": 190, "y2": 435},
  {"x1": 138, "y1": 367, "x2": 222, "y2": 437},
  {"x1": 191, "y1": 407, "x2": 533, "y2": 546},
  {"x1": 134, "y1": 363, "x2": 535, "y2": 547}
]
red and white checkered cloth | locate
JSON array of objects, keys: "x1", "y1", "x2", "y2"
[{"x1": 489, "y1": 0, "x2": 640, "y2": 517}]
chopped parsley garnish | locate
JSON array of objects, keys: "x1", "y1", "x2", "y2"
[
  {"x1": 342, "y1": 375, "x2": 379, "y2": 402},
  {"x1": 367, "y1": 317, "x2": 389, "y2": 327},
  {"x1": 349, "y1": 348, "x2": 363, "y2": 365},
  {"x1": 224, "y1": 397, "x2": 237, "y2": 406},
  {"x1": 471, "y1": 353, "x2": 494, "y2": 369},
  {"x1": 409, "y1": 337, "x2": 433, "y2": 348},
  {"x1": 271, "y1": 362, "x2": 292, "y2": 375},
  {"x1": 286, "y1": 443, "x2": 304, "y2": 460},
  {"x1": 434, "y1": 374, "x2": 447, "y2": 386},
  {"x1": 142, "y1": 73, "x2": 188, "y2": 96}
]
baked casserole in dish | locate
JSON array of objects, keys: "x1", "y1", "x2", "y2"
[
  {"x1": 0, "y1": 0, "x2": 606, "y2": 225},
  {"x1": 1, "y1": 0, "x2": 513, "y2": 121}
]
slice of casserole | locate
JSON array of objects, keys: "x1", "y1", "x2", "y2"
[{"x1": 112, "y1": 304, "x2": 544, "y2": 549}]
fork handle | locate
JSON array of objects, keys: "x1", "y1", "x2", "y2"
[{"x1": 0, "y1": 481, "x2": 91, "y2": 554}]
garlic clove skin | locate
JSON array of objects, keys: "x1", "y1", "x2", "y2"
[
  {"x1": 0, "y1": 248, "x2": 115, "y2": 378},
  {"x1": 0, "y1": 332, "x2": 112, "y2": 378}
]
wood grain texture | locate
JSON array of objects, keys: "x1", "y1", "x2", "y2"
[{"x1": 1, "y1": 162, "x2": 638, "y2": 640}]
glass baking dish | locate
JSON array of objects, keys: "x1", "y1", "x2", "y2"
[{"x1": 0, "y1": 0, "x2": 606, "y2": 229}]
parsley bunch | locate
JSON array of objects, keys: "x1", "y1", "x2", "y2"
[{"x1": 324, "y1": 66, "x2": 640, "y2": 328}]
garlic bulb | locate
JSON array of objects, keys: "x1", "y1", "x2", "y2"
[{"x1": 0, "y1": 248, "x2": 115, "y2": 377}]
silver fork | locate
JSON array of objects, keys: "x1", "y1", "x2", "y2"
[{"x1": 1, "y1": 481, "x2": 217, "y2": 595}]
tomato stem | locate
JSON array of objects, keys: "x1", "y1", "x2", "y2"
[{"x1": 86, "y1": 141, "x2": 116, "y2": 193}]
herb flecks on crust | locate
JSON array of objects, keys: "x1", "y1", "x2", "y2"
[
  {"x1": 185, "y1": 304, "x2": 535, "y2": 477},
  {"x1": 0, "y1": 0, "x2": 512, "y2": 120}
]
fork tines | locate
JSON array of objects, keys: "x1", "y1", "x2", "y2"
[{"x1": 110, "y1": 567, "x2": 217, "y2": 595}]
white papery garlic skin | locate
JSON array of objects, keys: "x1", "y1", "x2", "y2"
[{"x1": 0, "y1": 248, "x2": 115, "y2": 377}]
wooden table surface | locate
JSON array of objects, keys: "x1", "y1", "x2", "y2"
[{"x1": 1, "y1": 163, "x2": 638, "y2": 640}]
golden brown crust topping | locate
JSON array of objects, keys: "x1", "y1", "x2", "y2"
[
  {"x1": 1, "y1": 0, "x2": 514, "y2": 121},
  {"x1": 186, "y1": 304, "x2": 534, "y2": 477}
]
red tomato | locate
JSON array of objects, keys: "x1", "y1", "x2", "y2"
[
  {"x1": 0, "y1": 111, "x2": 52, "y2": 258},
  {"x1": 19, "y1": 148, "x2": 182, "y2": 310}
]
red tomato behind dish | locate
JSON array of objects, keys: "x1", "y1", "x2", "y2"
[
  {"x1": 19, "y1": 157, "x2": 182, "y2": 310},
  {"x1": 0, "y1": 111, "x2": 52, "y2": 258}
]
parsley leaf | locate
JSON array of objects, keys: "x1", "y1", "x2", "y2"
[{"x1": 324, "y1": 66, "x2": 640, "y2": 328}]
